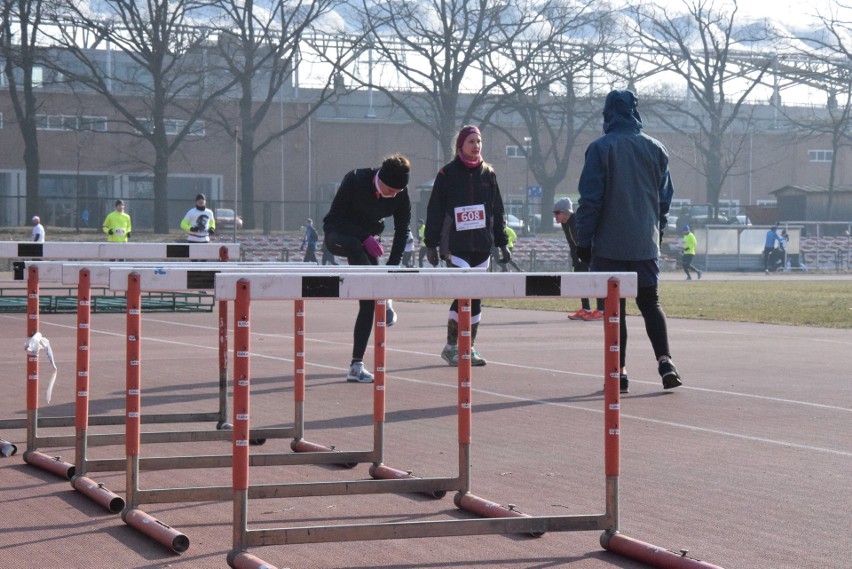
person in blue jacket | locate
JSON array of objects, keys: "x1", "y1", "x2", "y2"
[
  {"x1": 575, "y1": 90, "x2": 682, "y2": 394},
  {"x1": 763, "y1": 225, "x2": 783, "y2": 273}
]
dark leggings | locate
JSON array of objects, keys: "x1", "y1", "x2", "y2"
[
  {"x1": 324, "y1": 232, "x2": 378, "y2": 361},
  {"x1": 447, "y1": 251, "x2": 490, "y2": 323},
  {"x1": 619, "y1": 285, "x2": 671, "y2": 368}
]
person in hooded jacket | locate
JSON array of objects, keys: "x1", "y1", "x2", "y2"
[
  {"x1": 575, "y1": 90, "x2": 682, "y2": 394},
  {"x1": 424, "y1": 125, "x2": 510, "y2": 367}
]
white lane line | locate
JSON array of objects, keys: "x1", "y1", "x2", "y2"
[
  {"x1": 22, "y1": 317, "x2": 851, "y2": 457},
  {"x1": 145, "y1": 318, "x2": 852, "y2": 413}
]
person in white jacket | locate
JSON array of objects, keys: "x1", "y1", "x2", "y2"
[
  {"x1": 31, "y1": 216, "x2": 45, "y2": 242},
  {"x1": 180, "y1": 193, "x2": 216, "y2": 243}
]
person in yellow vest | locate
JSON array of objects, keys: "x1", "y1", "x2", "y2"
[
  {"x1": 499, "y1": 218, "x2": 522, "y2": 271},
  {"x1": 682, "y1": 225, "x2": 702, "y2": 280},
  {"x1": 102, "y1": 199, "x2": 132, "y2": 242}
]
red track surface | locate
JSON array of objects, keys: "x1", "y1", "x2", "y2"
[{"x1": 1, "y1": 282, "x2": 849, "y2": 568}]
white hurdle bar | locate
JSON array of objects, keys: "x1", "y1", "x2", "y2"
[
  {"x1": 3, "y1": 241, "x2": 240, "y2": 269},
  {"x1": 211, "y1": 271, "x2": 637, "y2": 569}
]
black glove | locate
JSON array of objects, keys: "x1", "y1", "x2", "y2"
[
  {"x1": 577, "y1": 246, "x2": 591, "y2": 265},
  {"x1": 126, "y1": 233, "x2": 130, "y2": 240},
  {"x1": 207, "y1": 227, "x2": 214, "y2": 235},
  {"x1": 426, "y1": 247, "x2": 439, "y2": 267},
  {"x1": 499, "y1": 245, "x2": 511, "y2": 264},
  {"x1": 108, "y1": 229, "x2": 114, "y2": 235}
]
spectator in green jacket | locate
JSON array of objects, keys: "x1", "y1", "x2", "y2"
[
  {"x1": 681, "y1": 225, "x2": 701, "y2": 280},
  {"x1": 102, "y1": 199, "x2": 132, "y2": 242}
]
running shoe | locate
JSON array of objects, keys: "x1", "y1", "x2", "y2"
[
  {"x1": 470, "y1": 348, "x2": 487, "y2": 366},
  {"x1": 658, "y1": 359, "x2": 682, "y2": 389},
  {"x1": 441, "y1": 344, "x2": 458, "y2": 366},
  {"x1": 346, "y1": 361, "x2": 374, "y2": 383}
]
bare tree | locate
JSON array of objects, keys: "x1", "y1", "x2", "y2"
[
  {"x1": 1, "y1": 0, "x2": 48, "y2": 220},
  {"x1": 349, "y1": 0, "x2": 561, "y2": 164},
  {"x1": 483, "y1": 2, "x2": 614, "y2": 231},
  {"x1": 625, "y1": 0, "x2": 773, "y2": 218},
  {"x1": 776, "y1": 4, "x2": 852, "y2": 220},
  {"x1": 206, "y1": 0, "x2": 349, "y2": 229},
  {"x1": 44, "y1": 1, "x2": 237, "y2": 233}
]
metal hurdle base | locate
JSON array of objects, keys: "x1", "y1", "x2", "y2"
[
  {"x1": 370, "y1": 463, "x2": 447, "y2": 499},
  {"x1": 600, "y1": 531, "x2": 726, "y2": 569},
  {"x1": 23, "y1": 450, "x2": 75, "y2": 479},
  {"x1": 122, "y1": 508, "x2": 190, "y2": 553},
  {"x1": 71, "y1": 475, "x2": 125, "y2": 513},
  {"x1": 455, "y1": 491, "x2": 544, "y2": 537},
  {"x1": 227, "y1": 550, "x2": 287, "y2": 569},
  {"x1": 0, "y1": 438, "x2": 17, "y2": 457}
]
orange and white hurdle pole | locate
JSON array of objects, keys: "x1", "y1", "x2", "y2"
[
  {"x1": 227, "y1": 279, "x2": 281, "y2": 569},
  {"x1": 452, "y1": 299, "x2": 535, "y2": 528},
  {"x1": 600, "y1": 277, "x2": 723, "y2": 568},
  {"x1": 603, "y1": 277, "x2": 622, "y2": 525},
  {"x1": 289, "y1": 299, "x2": 319, "y2": 452},
  {"x1": 367, "y1": 300, "x2": 397, "y2": 479},
  {"x1": 121, "y1": 273, "x2": 188, "y2": 552},
  {"x1": 217, "y1": 246, "x2": 232, "y2": 430},
  {"x1": 23, "y1": 264, "x2": 75, "y2": 478},
  {"x1": 70, "y1": 268, "x2": 124, "y2": 512}
]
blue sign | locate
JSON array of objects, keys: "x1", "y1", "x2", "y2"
[{"x1": 527, "y1": 185, "x2": 542, "y2": 198}]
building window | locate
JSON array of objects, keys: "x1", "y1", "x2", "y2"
[
  {"x1": 506, "y1": 145, "x2": 530, "y2": 158},
  {"x1": 36, "y1": 114, "x2": 107, "y2": 132},
  {"x1": 808, "y1": 149, "x2": 833, "y2": 162},
  {"x1": 137, "y1": 118, "x2": 205, "y2": 136}
]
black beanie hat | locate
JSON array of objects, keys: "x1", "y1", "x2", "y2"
[
  {"x1": 196, "y1": 193, "x2": 206, "y2": 202},
  {"x1": 378, "y1": 166, "x2": 409, "y2": 190}
]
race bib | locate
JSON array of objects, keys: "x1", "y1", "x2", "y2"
[
  {"x1": 454, "y1": 204, "x2": 486, "y2": 231},
  {"x1": 115, "y1": 228, "x2": 125, "y2": 235}
]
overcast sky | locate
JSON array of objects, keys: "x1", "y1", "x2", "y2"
[{"x1": 620, "y1": 0, "x2": 850, "y2": 27}]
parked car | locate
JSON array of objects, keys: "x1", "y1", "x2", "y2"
[
  {"x1": 506, "y1": 214, "x2": 524, "y2": 231},
  {"x1": 215, "y1": 208, "x2": 243, "y2": 229},
  {"x1": 729, "y1": 215, "x2": 752, "y2": 226}
]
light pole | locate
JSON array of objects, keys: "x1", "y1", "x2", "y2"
[{"x1": 523, "y1": 136, "x2": 531, "y2": 234}]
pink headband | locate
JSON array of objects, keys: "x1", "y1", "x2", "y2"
[{"x1": 456, "y1": 126, "x2": 481, "y2": 153}]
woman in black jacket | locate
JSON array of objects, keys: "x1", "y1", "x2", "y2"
[{"x1": 424, "y1": 125, "x2": 510, "y2": 367}]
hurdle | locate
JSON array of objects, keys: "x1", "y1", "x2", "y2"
[
  {"x1": 17, "y1": 260, "x2": 468, "y2": 519},
  {"x1": 104, "y1": 265, "x2": 484, "y2": 551},
  {"x1": 212, "y1": 271, "x2": 639, "y2": 569},
  {"x1": 0, "y1": 243, "x2": 238, "y2": 481},
  {"x1": 22, "y1": 260, "x2": 356, "y2": 513}
]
